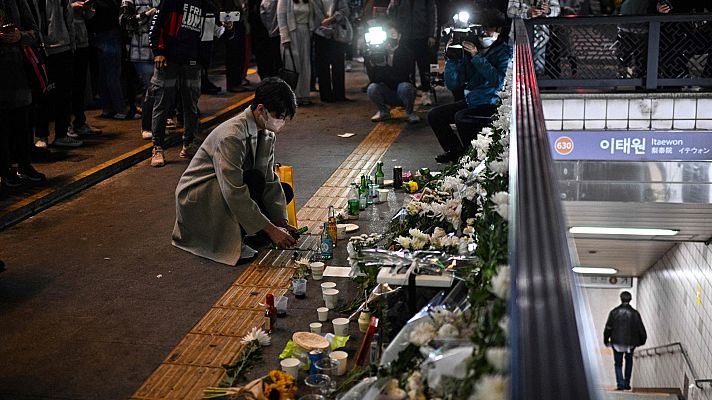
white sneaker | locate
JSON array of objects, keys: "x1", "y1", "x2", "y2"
[
  {"x1": 53, "y1": 136, "x2": 83, "y2": 148},
  {"x1": 35, "y1": 138, "x2": 48, "y2": 149},
  {"x1": 420, "y1": 92, "x2": 432, "y2": 106},
  {"x1": 240, "y1": 243, "x2": 258, "y2": 259},
  {"x1": 67, "y1": 126, "x2": 80, "y2": 138},
  {"x1": 151, "y1": 146, "x2": 165, "y2": 167},
  {"x1": 345, "y1": 61, "x2": 353, "y2": 72},
  {"x1": 141, "y1": 130, "x2": 153, "y2": 140},
  {"x1": 406, "y1": 113, "x2": 421, "y2": 124},
  {"x1": 371, "y1": 111, "x2": 391, "y2": 122}
]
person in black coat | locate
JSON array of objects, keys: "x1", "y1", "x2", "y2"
[{"x1": 604, "y1": 291, "x2": 648, "y2": 391}]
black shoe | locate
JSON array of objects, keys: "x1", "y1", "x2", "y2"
[
  {"x1": 17, "y1": 165, "x2": 46, "y2": 182},
  {"x1": 201, "y1": 81, "x2": 221, "y2": 95},
  {"x1": 334, "y1": 97, "x2": 354, "y2": 102},
  {"x1": 435, "y1": 151, "x2": 461, "y2": 164},
  {"x1": 227, "y1": 85, "x2": 252, "y2": 93},
  {"x1": 624, "y1": 386, "x2": 631, "y2": 391},
  {"x1": 615, "y1": 387, "x2": 624, "y2": 391},
  {"x1": 1, "y1": 173, "x2": 23, "y2": 188},
  {"x1": 0, "y1": 259, "x2": 5, "y2": 272}
]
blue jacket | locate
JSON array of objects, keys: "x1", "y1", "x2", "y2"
[{"x1": 444, "y1": 41, "x2": 512, "y2": 108}]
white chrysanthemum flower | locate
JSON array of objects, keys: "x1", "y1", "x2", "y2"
[
  {"x1": 408, "y1": 228, "x2": 429, "y2": 241},
  {"x1": 463, "y1": 186, "x2": 479, "y2": 201},
  {"x1": 486, "y1": 347, "x2": 510, "y2": 372},
  {"x1": 437, "y1": 323, "x2": 460, "y2": 338},
  {"x1": 405, "y1": 201, "x2": 423, "y2": 216},
  {"x1": 409, "y1": 321, "x2": 437, "y2": 346},
  {"x1": 463, "y1": 226, "x2": 475, "y2": 237},
  {"x1": 490, "y1": 265, "x2": 511, "y2": 300},
  {"x1": 396, "y1": 236, "x2": 412, "y2": 249},
  {"x1": 498, "y1": 316, "x2": 510, "y2": 336},
  {"x1": 462, "y1": 160, "x2": 479, "y2": 171},
  {"x1": 471, "y1": 375, "x2": 508, "y2": 400},
  {"x1": 458, "y1": 168, "x2": 470, "y2": 180},
  {"x1": 460, "y1": 154, "x2": 471, "y2": 164},
  {"x1": 472, "y1": 136, "x2": 494, "y2": 161},
  {"x1": 489, "y1": 160, "x2": 508, "y2": 176},
  {"x1": 458, "y1": 236, "x2": 472, "y2": 255},
  {"x1": 466, "y1": 218, "x2": 476, "y2": 226},
  {"x1": 431, "y1": 227, "x2": 446, "y2": 241},
  {"x1": 241, "y1": 327, "x2": 271, "y2": 346},
  {"x1": 442, "y1": 176, "x2": 465, "y2": 193},
  {"x1": 480, "y1": 127, "x2": 494, "y2": 138},
  {"x1": 411, "y1": 236, "x2": 428, "y2": 250},
  {"x1": 440, "y1": 235, "x2": 460, "y2": 249},
  {"x1": 490, "y1": 191, "x2": 510, "y2": 220}
]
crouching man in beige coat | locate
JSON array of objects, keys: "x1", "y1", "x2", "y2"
[{"x1": 172, "y1": 78, "x2": 298, "y2": 265}]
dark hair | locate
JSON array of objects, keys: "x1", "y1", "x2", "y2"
[
  {"x1": 251, "y1": 77, "x2": 297, "y2": 120},
  {"x1": 293, "y1": 0, "x2": 308, "y2": 3},
  {"x1": 620, "y1": 291, "x2": 632, "y2": 303},
  {"x1": 472, "y1": 8, "x2": 507, "y2": 28}
]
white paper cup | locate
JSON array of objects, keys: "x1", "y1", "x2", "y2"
[
  {"x1": 310, "y1": 262, "x2": 325, "y2": 281},
  {"x1": 309, "y1": 322, "x2": 323, "y2": 334},
  {"x1": 337, "y1": 224, "x2": 347, "y2": 240},
  {"x1": 323, "y1": 288, "x2": 339, "y2": 309},
  {"x1": 280, "y1": 357, "x2": 301, "y2": 378},
  {"x1": 320, "y1": 281, "x2": 336, "y2": 294},
  {"x1": 329, "y1": 351, "x2": 349, "y2": 376},
  {"x1": 377, "y1": 188, "x2": 389, "y2": 203},
  {"x1": 332, "y1": 317, "x2": 349, "y2": 336},
  {"x1": 317, "y1": 307, "x2": 329, "y2": 322}
]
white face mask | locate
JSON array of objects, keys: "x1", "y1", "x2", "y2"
[
  {"x1": 264, "y1": 110, "x2": 285, "y2": 132},
  {"x1": 479, "y1": 36, "x2": 496, "y2": 48}
]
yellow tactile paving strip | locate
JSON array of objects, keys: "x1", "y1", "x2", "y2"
[{"x1": 131, "y1": 120, "x2": 404, "y2": 399}]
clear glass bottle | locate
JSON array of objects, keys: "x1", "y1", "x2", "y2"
[{"x1": 320, "y1": 222, "x2": 333, "y2": 260}]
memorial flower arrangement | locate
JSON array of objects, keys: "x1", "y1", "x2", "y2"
[{"x1": 341, "y1": 66, "x2": 514, "y2": 400}]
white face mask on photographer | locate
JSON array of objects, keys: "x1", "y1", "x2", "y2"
[
  {"x1": 264, "y1": 109, "x2": 285, "y2": 132},
  {"x1": 479, "y1": 36, "x2": 496, "y2": 48}
]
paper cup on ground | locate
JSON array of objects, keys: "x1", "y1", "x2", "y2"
[
  {"x1": 317, "y1": 307, "x2": 329, "y2": 322},
  {"x1": 310, "y1": 262, "x2": 325, "y2": 280},
  {"x1": 320, "y1": 282, "x2": 336, "y2": 294},
  {"x1": 336, "y1": 224, "x2": 347, "y2": 240},
  {"x1": 329, "y1": 351, "x2": 348, "y2": 376},
  {"x1": 377, "y1": 189, "x2": 389, "y2": 203},
  {"x1": 332, "y1": 317, "x2": 349, "y2": 336},
  {"x1": 280, "y1": 357, "x2": 301, "y2": 378},
  {"x1": 323, "y1": 289, "x2": 339, "y2": 309},
  {"x1": 309, "y1": 322, "x2": 322, "y2": 334}
]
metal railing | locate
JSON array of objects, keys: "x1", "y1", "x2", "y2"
[
  {"x1": 635, "y1": 342, "x2": 712, "y2": 390},
  {"x1": 509, "y1": 18, "x2": 601, "y2": 399},
  {"x1": 524, "y1": 14, "x2": 712, "y2": 90}
]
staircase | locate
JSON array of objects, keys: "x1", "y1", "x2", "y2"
[{"x1": 604, "y1": 391, "x2": 681, "y2": 400}]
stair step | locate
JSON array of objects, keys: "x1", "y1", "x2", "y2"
[{"x1": 604, "y1": 391, "x2": 679, "y2": 400}]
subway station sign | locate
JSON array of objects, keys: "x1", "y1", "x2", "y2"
[{"x1": 548, "y1": 131, "x2": 712, "y2": 161}]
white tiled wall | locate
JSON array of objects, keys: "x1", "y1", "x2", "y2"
[
  {"x1": 635, "y1": 242, "x2": 712, "y2": 400},
  {"x1": 542, "y1": 95, "x2": 712, "y2": 131}
]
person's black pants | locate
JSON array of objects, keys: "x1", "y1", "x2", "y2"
[
  {"x1": 0, "y1": 106, "x2": 32, "y2": 176},
  {"x1": 225, "y1": 21, "x2": 248, "y2": 88},
  {"x1": 36, "y1": 50, "x2": 74, "y2": 141},
  {"x1": 427, "y1": 100, "x2": 498, "y2": 154},
  {"x1": 314, "y1": 35, "x2": 346, "y2": 101},
  {"x1": 72, "y1": 47, "x2": 90, "y2": 129},
  {"x1": 613, "y1": 349, "x2": 634, "y2": 389},
  {"x1": 402, "y1": 37, "x2": 436, "y2": 91},
  {"x1": 253, "y1": 35, "x2": 282, "y2": 79}
]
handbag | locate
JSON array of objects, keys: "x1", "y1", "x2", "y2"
[
  {"x1": 278, "y1": 46, "x2": 299, "y2": 90},
  {"x1": 314, "y1": 0, "x2": 353, "y2": 44},
  {"x1": 22, "y1": 44, "x2": 52, "y2": 94}
]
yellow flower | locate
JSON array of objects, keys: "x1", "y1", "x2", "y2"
[{"x1": 407, "y1": 181, "x2": 418, "y2": 192}]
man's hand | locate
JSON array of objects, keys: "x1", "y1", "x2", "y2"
[
  {"x1": 656, "y1": 1, "x2": 671, "y2": 13},
  {"x1": 264, "y1": 223, "x2": 297, "y2": 248},
  {"x1": 70, "y1": 1, "x2": 86, "y2": 8},
  {"x1": 0, "y1": 28, "x2": 21, "y2": 44},
  {"x1": 144, "y1": 7, "x2": 157, "y2": 18},
  {"x1": 223, "y1": 20, "x2": 234, "y2": 30},
  {"x1": 321, "y1": 17, "x2": 332, "y2": 27},
  {"x1": 462, "y1": 41, "x2": 478, "y2": 57},
  {"x1": 275, "y1": 219, "x2": 297, "y2": 232},
  {"x1": 529, "y1": 6, "x2": 544, "y2": 18},
  {"x1": 282, "y1": 41, "x2": 291, "y2": 48},
  {"x1": 154, "y1": 55, "x2": 167, "y2": 70},
  {"x1": 427, "y1": 36, "x2": 436, "y2": 48},
  {"x1": 540, "y1": 1, "x2": 551, "y2": 15}
]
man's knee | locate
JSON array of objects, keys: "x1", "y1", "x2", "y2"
[
  {"x1": 397, "y1": 82, "x2": 416, "y2": 99},
  {"x1": 366, "y1": 83, "x2": 381, "y2": 100}
]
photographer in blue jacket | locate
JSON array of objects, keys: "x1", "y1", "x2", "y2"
[{"x1": 427, "y1": 8, "x2": 512, "y2": 164}]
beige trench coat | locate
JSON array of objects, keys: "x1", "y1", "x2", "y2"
[{"x1": 172, "y1": 109, "x2": 288, "y2": 265}]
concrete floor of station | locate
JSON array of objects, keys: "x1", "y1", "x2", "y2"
[{"x1": 0, "y1": 67, "x2": 445, "y2": 399}]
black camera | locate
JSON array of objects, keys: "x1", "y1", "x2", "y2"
[
  {"x1": 443, "y1": 24, "x2": 485, "y2": 60},
  {"x1": 364, "y1": 25, "x2": 389, "y2": 67}
]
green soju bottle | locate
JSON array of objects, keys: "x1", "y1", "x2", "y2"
[
  {"x1": 348, "y1": 183, "x2": 360, "y2": 216},
  {"x1": 375, "y1": 161, "x2": 385, "y2": 188},
  {"x1": 359, "y1": 175, "x2": 368, "y2": 210}
]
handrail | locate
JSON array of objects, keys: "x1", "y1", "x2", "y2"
[
  {"x1": 509, "y1": 18, "x2": 600, "y2": 400},
  {"x1": 634, "y1": 342, "x2": 711, "y2": 390}
]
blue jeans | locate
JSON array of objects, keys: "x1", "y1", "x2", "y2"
[
  {"x1": 613, "y1": 349, "x2": 634, "y2": 389},
  {"x1": 151, "y1": 63, "x2": 201, "y2": 147},
  {"x1": 367, "y1": 82, "x2": 416, "y2": 115},
  {"x1": 91, "y1": 30, "x2": 126, "y2": 115},
  {"x1": 133, "y1": 61, "x2": 155, "y2": 132}
]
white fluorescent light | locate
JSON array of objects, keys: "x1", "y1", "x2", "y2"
[
  {"x1": 569, "y1": 227, "x2": 679, "y2": 236},
  {"x1": 573, "y1": 267, "x2": 618, "y2": 275}
]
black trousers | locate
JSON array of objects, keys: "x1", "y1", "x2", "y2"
[
  {"x1": 314, "y1": 35, "x2": 346, "y2": 101},
  {"x1": 72, "y1": 47, "x2": 91, "y2": 129},
  {"x1": 0, "y1": 106, "x2": 31, "y2": 176},
  {"x1": 402, "y1": 37, "x2": 436, "y2": 91},
  {"x1": 253, "y1": 35, "x2": 282, "y2": 79},
  {"x1": 36, "y1": 50, "x2": 74, "y2": 140},
  {"x1": 427, "y1": 100, "x2": 498, "y2": 154},
  {"x1": 225, "y1": 21, "x2": 248, "y2": 88}
]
